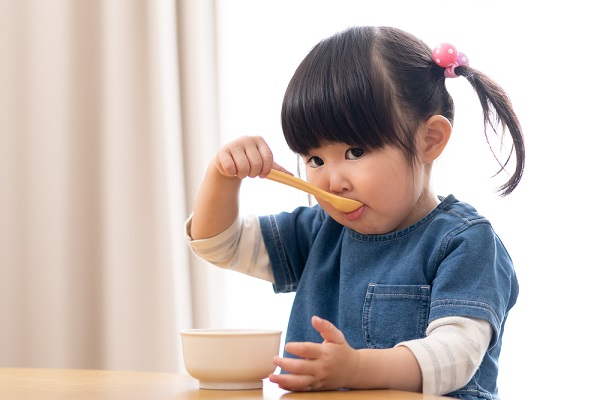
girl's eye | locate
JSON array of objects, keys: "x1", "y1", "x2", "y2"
[
  {"x1": 306, "y1": 156, "x2": 324, "y2": 168},
  {"x1": 346, "y1": 148, "x2": 364, "y2": 160}
]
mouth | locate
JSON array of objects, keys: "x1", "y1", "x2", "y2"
[{"x1": 343, "y1": 205, "x2": 365, "y2": 221}]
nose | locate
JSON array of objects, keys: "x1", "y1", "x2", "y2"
[{"x1": 328, "y1": 168, "x2": 352, "y2": 194}]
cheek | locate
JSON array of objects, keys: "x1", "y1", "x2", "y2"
[
  {"x1": 362, "y1": 171, "x2": 412, "y2": 199},
  {"x1": 305, "y1": 171, "x2": 327, "y2": 190}
]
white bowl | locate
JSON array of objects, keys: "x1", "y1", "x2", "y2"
[{"x1": 180, "y1": 328, "x2": 282, "y2": 390}]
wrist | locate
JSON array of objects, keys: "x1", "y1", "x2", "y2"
[{"x1": 344, "y1": 349, "x2": 362, "y2": 389}]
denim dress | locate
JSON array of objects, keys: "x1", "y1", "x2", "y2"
[{"x1": 258, "y1": 195, "x2": 518, "y2": 400}]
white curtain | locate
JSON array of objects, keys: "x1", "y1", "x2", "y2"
[{"x1": 0, "y1": 0, "x2": 217, "y2": 372}]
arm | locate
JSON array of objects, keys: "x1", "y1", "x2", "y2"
[
  {"x1": 400, "y1": 317, "x2": 491, "y2": 394},
  {"x1": 270, "y1": 315, "x2": 491, "y2": 394},
  {"x1": 270, "y1": 316, "x2": 422, "y2": 392},
  {"x1": 190, "y1": 158, "x2": 242, "y2": 239},
  {"x1": 185, "y1": 214, "x2": 274, "y2": 283},
  {"x1": 190, "y1": 135, "x2": 283, "y2": 239}
]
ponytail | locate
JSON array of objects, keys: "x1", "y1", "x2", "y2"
[{"x1": 458, "y1": 65, "x2": 525, "y2": 196}]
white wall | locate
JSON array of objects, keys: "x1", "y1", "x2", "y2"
[{"x1": 213, "y1": 1, "x2": 600, "y2": 398}]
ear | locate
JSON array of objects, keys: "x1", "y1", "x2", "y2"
[{"x1": 418, "y1": 115, "x2": 452, "y2": 163}]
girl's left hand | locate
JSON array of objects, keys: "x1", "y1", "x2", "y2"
[{"x1": 269, "y1": 316, "x2": 360, "y2": 391}]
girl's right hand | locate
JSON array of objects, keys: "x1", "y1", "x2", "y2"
[
  {"x1": 191, "y1": 136, "x2": 288, "y2": 240},
  {"x1": 214, "y1": 135, "x2": 288, "y2": 179}
]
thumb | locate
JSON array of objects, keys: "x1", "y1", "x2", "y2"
[
  {"x1": 270, "y1": 161, "x2": 294, "y2": 176},
  {"x1": 311, "y1": 316, "x2": 346, "y2": 344}
]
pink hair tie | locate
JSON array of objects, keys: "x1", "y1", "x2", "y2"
[{"x1": 432, "y1": 43, "x2": 469, "y2": 78}]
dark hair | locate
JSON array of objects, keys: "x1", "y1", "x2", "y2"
[{"x1": 281, "y1": 26, "x2": 525, "y2": 196}]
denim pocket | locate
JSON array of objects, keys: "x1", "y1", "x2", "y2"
[{"x1": 362, "y1": 284, "x2": 431, "y2": 349}]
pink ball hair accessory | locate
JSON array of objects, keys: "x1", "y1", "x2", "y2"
[{"x1": 433, "y1": 43, "x2": 469, "y2": 78}]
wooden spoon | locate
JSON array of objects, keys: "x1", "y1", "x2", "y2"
[{"x1": 265, "y1": 169, "x2": 363, "y2": 213}]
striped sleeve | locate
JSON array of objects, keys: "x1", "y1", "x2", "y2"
[
  {"x1": 397, "y1": 316, "x2": 492, "y2": 396},
  {"x1": 185, "y1": 214, "x2": 274, "y2": 283}
]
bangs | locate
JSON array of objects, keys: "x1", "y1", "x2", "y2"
[{"x1": 281, "y1": 27, "x2": 397, "y2": 155}]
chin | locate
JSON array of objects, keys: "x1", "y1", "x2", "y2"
[{"x1": 327, "y1": 209, "x2": 394, "y2": 235}]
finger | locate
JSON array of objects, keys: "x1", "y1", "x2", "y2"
[
  {"x1": 216, "y1": 136, "x2": 271, "y2": 178},
  {"x1": 215, "y1": 148, "x2": 238, "y2": 177},
  {"x1": 215, "y1": 141, "x2": 252, "y2": 177},
  {"x1": 284, "y1": 342, "x2": 322, "y2": 360},
  {"x1": 273, "y1": 355, "x2": 315, "y2": 376},
  {"x1": 243, "y1": 144, "x2": 266, "y2": 178},
  {"x1": 229, "y1": 145, "x2": 252, "y2": 178},
  {"x1": 268, "y1": 163, "x2": 296, "y2": 178},
  {"x1": 254, "y1": 138, "x2": 274, "y2": 177},
  {"x1": 269, "y1": 372, "x2": 316, "y2": 392},
  {"x1": 312, "y1": 316, "x2": 346, "y2": 344}
]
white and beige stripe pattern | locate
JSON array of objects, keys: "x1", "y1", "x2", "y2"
[
  {"x1": 186, "y1": 215, "x2": 274, "y2": 283},
  {"x1": 399, "y1": 316, "x2": 491, "y2": 395}
]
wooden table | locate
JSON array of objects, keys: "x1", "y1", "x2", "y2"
[{"x1": 0, "y1": 368, "x2": 450, "y2": 399}]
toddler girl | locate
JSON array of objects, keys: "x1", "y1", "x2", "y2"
[{"x1": 186, "y1": 26, "x2": 525, "y2": 400}]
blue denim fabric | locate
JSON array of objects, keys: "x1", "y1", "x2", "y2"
[{"x1": 258, "y1": 195, "x2": 518, "y2": 399}]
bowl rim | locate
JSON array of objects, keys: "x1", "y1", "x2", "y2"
[{"x1": 180, "y1": 328, "x2": 282, "y2": 336}]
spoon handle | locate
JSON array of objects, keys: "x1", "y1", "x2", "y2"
[
  {"x1": 265, "y1": 169, "x2": 363, "y2": 212},
  {"x1": 265, "y1": 169, "x2": 331, "y2": 199}
]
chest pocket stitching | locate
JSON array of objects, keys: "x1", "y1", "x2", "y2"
[{"x1": 362, "y1": 284, "x2": 431, "y2": 349}]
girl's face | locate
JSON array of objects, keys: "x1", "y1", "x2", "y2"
[{"x1": 303, "y1": 141, "x2": 439, "y2": 235}]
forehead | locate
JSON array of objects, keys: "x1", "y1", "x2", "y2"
[{"x1": 301, "y1": 142, "x2": 352, "y2": 155}]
